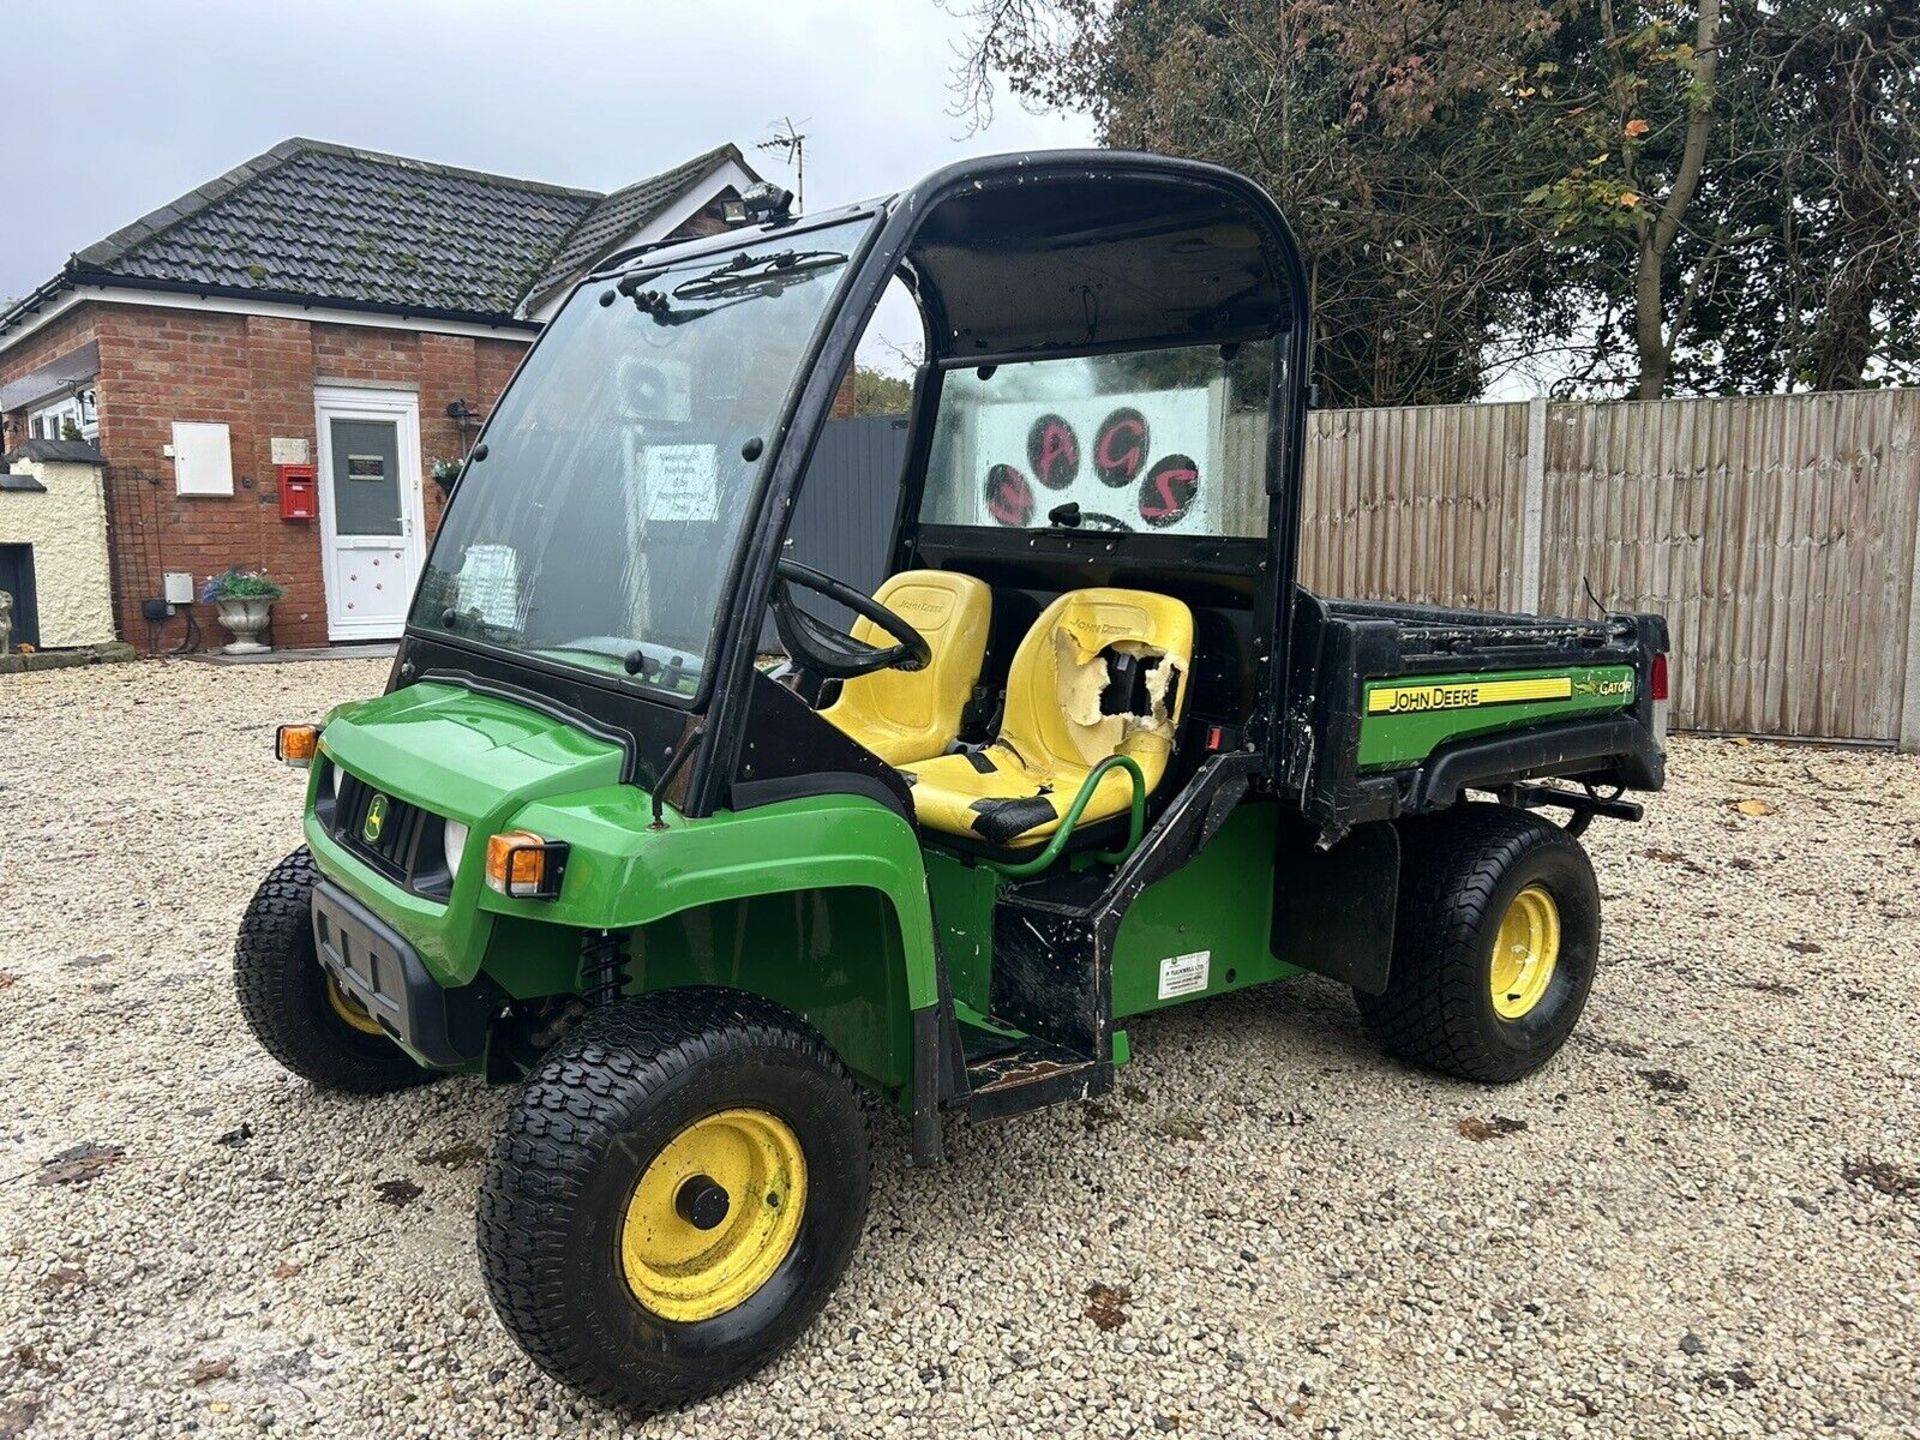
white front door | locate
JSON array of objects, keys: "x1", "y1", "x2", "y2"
[{"x1": 315, "y1": 386, "x2": 425, "y2": 640}]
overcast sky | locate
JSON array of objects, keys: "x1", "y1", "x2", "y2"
[{"x1": 8, "y1": 0, "x2": 1095, "y2": 360}]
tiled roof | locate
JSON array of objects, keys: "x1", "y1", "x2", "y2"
[
  {"x1": 523, "y1": 143, "x2": 755, "y2": 310},
  {"x1": 71, "y1": 139, "x2": 599, "y2": 320},
  {"x1": 3, "y1": 438, "x2": 105, "y2": 466},
  {"x1": 4, "y1": 137, "x2": 751, "y2": 334}
]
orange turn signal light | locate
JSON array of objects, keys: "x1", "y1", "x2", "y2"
[
  {"x1": 486, "y1": 830, "x2": 568, "y2": 899},
  {"x1": 276, "y1": 724, "x2": 320, "y2": 766}
]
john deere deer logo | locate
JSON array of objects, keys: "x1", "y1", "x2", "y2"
[{"x1": 363, "y1": 793, "x2": 390, "y2": 844}]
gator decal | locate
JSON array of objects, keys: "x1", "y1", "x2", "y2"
[{"x1": 1358, "y1": 664, "x2": 1636, "y2": 770}]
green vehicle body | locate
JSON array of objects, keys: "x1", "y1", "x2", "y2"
[
  {"x1": 302, "y1": 655, "x2": 1643, "y2": 1115},
  {"x1": 304, "y1": 682, "x2": 1318, "y2": 1100},
  {"x1": 307, "y1": 683, "x2": 933, "y2": 1095}
]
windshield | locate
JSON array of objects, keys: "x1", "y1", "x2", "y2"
[
  {"x1": 409, "y1": 219, "x2": 870, "y2": 697},
  {"x1": 920, "y1": 341, "x2": 1275, "y2": 538}
]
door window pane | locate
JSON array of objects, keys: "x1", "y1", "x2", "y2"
[{"x1": 330, "y1": 418, "x2": 403, "y2": 536}]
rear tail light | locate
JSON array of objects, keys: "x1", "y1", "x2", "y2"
[
  {"x1": 1649, "y1": 651, "x2": 1671, "y2": 747},
  {"x1": 485, "y1": 830, "x2": 569, "y2": 900}
]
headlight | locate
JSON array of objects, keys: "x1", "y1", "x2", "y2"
[
  {"x1": 443, "y1": 820, "x2": 470, "y2": 880},
  {"x1": 329, "y1": 763, "x2": 343, "y2": 800}
]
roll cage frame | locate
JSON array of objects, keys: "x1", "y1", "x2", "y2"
[{"x1": 395, "y1": 151, "x2": 1315, "y2": 819}]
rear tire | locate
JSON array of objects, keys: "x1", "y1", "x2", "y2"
[
  {"x1": 1357, "y1": 804, "x2": 1600, "y2": 1083},
  {"x1": 478, "y1": 988, "x2": 870, "y2": 1414},
  {"x1": 233, "y1": 847, "x2": 429, "y2": 1093}
]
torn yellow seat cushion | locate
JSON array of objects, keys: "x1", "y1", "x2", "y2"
[
  {"x1": 819, "y1": 570, "x2": 991, "y2": 766},
  {"x1": 906, "y1": 588, "x2": 1194, "y2": 848}
]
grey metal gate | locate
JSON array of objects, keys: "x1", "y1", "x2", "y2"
[
  {"x1": 0, "y1": 543, "x2": 38, "y2": 650},
  {"x1": 773, "y1": 415, "x2": 911, "y2": 640}
]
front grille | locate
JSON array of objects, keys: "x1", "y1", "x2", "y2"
[{"x1": 321, "y1": 764, "x2": 450, "y2": 897}]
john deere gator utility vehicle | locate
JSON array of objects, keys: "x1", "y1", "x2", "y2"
[{"x1": 237, "y1": 152, "x2": 1670, "y2": 1411}]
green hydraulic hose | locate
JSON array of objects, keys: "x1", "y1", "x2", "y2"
[{"x1": 983, "y1": 754, "x2": 1148, "y2": 879}]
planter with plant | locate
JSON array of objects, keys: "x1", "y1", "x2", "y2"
[{"x1": 201, "y1": 568, "x2": 286, "y2": 654}]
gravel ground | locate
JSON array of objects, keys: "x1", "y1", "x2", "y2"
[{"x1": 1, "y1": 657, "x2": 1917, "y2": 1440}]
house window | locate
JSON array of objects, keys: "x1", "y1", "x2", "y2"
[{"x1": 27, "y1": 389, "x2": 97, "y2": 444}]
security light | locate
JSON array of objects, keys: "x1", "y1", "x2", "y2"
[{"x1": 722, "y1": 181, "x2": 795, "y2": 226}]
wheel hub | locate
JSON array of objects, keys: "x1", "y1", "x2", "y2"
[
  {"x1": 674, "y1": 1174, "x2": 732, "y2": 1231},
  {"x1": 324, "y1": 973, "x2": 385, "y2": 1036},
  {"x1": 619, "y1": 1108, "x2": 806, "y2": 1323},
  {"x1": 1490, "y1": 884, "x2": 1560, "y2": 1020}
]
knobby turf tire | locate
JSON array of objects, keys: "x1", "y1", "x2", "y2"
[
  {"x1": 478, "y1": 988, "x2": 870, "y2": 1414},
  {"x1": 1357, "y1": 803, "x2": 1600, "y2": 1084},
  {"x1": 232, "y1": 847, "x2": 429, "y2": 1093}
]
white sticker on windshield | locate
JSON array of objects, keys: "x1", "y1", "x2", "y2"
[
  {"x1": 643, "y1": 443, "x2": 720, "y2": 522},
  {"x1": 1157, "y1": 950, "x2": 1210, "y2": 1000},
  {"x1": 456, "y1": 544, "x2": 519, "y2": 629}
]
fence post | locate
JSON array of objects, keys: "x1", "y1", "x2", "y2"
[
  {"x1": 1903, "y1": 493, "x2": 1920, "y2": 752},
  {"x1": 1519, "y1": 396, "x2": 1548, "y2": 615}
]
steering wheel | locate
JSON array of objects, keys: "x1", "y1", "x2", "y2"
[{"x1": 771, "y1": 558, "x2": 932, "y2": 680}]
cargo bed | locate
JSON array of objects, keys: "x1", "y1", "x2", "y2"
[{"x1": 1285, "y1": 590, "x2": 1669, "y2": 841}]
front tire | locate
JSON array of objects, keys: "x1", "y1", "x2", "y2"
[
  {"x1": 478, "y1": 988, "x2": 870, "y2": 1413},
  {"x1": 1358, "y1": 804, "x2": 1600, "y2": 1083},
  {"x1": 233, "y1": 847, "x2": 429, "y2": 1093}
]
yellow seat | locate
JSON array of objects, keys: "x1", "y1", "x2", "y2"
[
  {"x1": 818, "y1": 570, "x2": 992, "y2": 766},
  {"x1": 905, "y1": 588, "x2": 1194, "y2": 849}
]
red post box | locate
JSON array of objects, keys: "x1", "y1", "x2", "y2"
[{"x1": 277, "y1": 464, "x2": 317, "y2": 521}]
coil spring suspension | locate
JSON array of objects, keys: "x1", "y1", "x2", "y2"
[{"x1": 580, "y1": 930, "x2": 629, "y2": 1008}]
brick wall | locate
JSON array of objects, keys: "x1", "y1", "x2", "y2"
[
  {"x1": 0, "y1": 309, "x2": 100, "y2": 454},
  {"x1": 1, "y1": 301, "x2": 531, "y2": 651}
]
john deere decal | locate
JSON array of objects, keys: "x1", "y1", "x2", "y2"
[
  {"x1": 363, "y1": 793, "x2": 389, "y2": 844},
  {"x1": 1367, "y1": 676, "x2": 1574, "y2": 715}
]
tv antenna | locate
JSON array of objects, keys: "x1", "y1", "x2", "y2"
[{"x1": 757, "y1": 117, "x2": 808, "y2": 213}]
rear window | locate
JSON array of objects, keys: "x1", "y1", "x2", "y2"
[{"x1": 919, "y1": 341, "x2": 1274, "y2": 539}]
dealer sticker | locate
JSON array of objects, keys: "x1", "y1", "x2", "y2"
[
  {"x1": 1157, "y1": 950, "x2": 1211, "y2": 1000},
  {"x1": 642, "y1": 443, "x2": 720, "y2": 522}
]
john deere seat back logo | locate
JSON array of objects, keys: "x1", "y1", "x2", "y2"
[{"x1": 363, "y1": 793, "x2": 390, "y2": 844}]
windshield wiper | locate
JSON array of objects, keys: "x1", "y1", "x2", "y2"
[
  {"x1": 608, "y1": 249, "x2": 847, "y2": 323},
  {"x1": 673, "y1": 249, "x2": 846, "y2": 302}
]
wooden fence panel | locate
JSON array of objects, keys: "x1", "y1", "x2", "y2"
[
  {"x1": 1538, "y1": 391, "x2": 1920, "y2": 742},
  {"x1": 1298, "y1": 402, "x2": 1531, "y2": 612},
  {"x1": 1292, "y1": 388, "x2": 1920, "y2": 744}
]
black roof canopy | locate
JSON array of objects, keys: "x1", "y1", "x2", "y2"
[{"x1": 898, "y1": 154, "x2": 1307, "y2": 362}]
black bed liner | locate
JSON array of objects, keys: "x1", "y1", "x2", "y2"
[{"x1": 1322, "y1": 597, "x2": 1628, "y2": 667}]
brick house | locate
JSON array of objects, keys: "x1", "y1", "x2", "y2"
[{"x1": 0, "y1": 137, "x2": 758, "y2": 650}]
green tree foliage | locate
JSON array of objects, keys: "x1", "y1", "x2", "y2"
[
  {"x1": 945, "y1": 0, "x2": 1920, "y2": 400},
  {"x1": 850, "y1": 366, "x2": 915, "y2": 415},
  {"x1": 1708, "y1": 1, "x2": 1920, "y2": 390}
]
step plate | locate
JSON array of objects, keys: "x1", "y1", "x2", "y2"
[{"x1": 965, "y1": 1041, "x2": 1110, "y2": 1122}]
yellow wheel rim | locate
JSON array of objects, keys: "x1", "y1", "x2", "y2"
[
  {"x1": 619, "y1": 1108, "x2": 806, "y2": 1323},
  {"x1": 1490, "y1": 884, "x2": 1560, "y2": 1020},
  {"x1": 325, "y1": 973, "x2": 385, "y2": 1036}
]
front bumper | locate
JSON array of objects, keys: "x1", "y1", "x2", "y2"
[{"x1": 311, "y1": 880, "x2": 498, "y2": 1068}]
